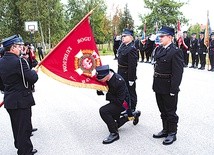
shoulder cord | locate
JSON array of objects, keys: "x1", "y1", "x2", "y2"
[{"x1": 19, "y1": 58, "x2": 29, "y2": 89}]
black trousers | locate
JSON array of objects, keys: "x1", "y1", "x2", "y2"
[
  {"x1": 191, "y1": 52, "x2": 199, "y2": 67},
  {"x1": 99, "y1": 103, "x2": 125, "y2": 133},
  {"x1": 183, "y1": 51, "x2": 189, "y2": 66},
  {"x1": 209, "y1": 55, "x2": 214, "y2": 69},
  {"x1": 199, "y1": 53, "x2": 206, "y2": 67},
  {"x1": 7, "y1": 108, "x2": 33, "y2": 155},
  {"x1": 126, "y1": 81, "x2": 137, "y2": 110},
  {"x1": 38, "y1": 52, "x2": 44, "y2": 61},
  {"x1": 139, "y1": 49, "x2": 145, "y2": 62},
  {"x1": 155, "y1": 93, "x2": 179, "y2": 133},
  {"x1": 145, "y1": 51, "x2": 152, "y2": 62},
  {"x1": 118, "y1": 69, "x2": 137, "y2": 110}
]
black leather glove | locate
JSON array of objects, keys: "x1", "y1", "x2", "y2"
[{"x1": 96, "y1": 90, "x2": 104, "y2": 96}]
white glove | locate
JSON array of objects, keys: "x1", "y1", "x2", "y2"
[
  {"x1": 170, "y1": 93, "x2": 175, "y2": 96},
  {"x1": 203, "y1": 52, "x2": 206, "y2": 54},
  {"x1": 187, "y1": 50, "x2": 190, "y2": 54},
  {"x1": 129, "y1": 81, "x2": 134, "y2": 86},
  {"x1": 196, "y1": 53, "x2": 198, "y2": 55}
]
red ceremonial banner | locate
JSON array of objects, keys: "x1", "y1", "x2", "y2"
[
  {"x1": 38, "y1": 11, "x2": 108, "y2": 91},
  {"x1": 177, "y1": 21, "x2": 188, "y2": 49}
]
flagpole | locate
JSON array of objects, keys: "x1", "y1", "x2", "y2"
[
  {"x1": 35, "y1": 6, "x2": 98, "y2": 69},
  {"x1": 205, "y1": 10, "x2": 210, "y2": 70}
]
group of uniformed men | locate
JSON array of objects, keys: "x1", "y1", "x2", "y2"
[
  {"x1": 181, "y1": 31, "x2": 214, "y2": 71},
  {"x1": 1, "y1": 23, "x2": 212, "y2": 154},
  {"x1": 114, "y1": 29, "x2": 214, "y2": 71},
  {"x1": 98, "y1": 25, "x2": 184, "y2": 146}
]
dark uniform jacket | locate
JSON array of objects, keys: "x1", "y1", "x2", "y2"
[
  {"x1": 117, "y1": 42, "x2": 138, "y2": 81},
  {"x1": 113, "y1": 36, "x2": 121, "y2": 51},
  {"x1": 152, "y1": 43, "x2": 184, "y2": 94},
  {"x1": 209, "y1": 40, "x2": 214, "y2": 56},
  {"x1": 181, "y1": 37, "x2": 190, "y2": 51},
  {"x1": 145, "y1": 38, "x2": 155, "y2": 54},
  {"x1": 190, "y1": 38, "x2": 198, "y2": 53},
  {"x1": 198, "y1": 38, "x2": 207, "y2": 54},
  {"x1": 0, "y1": 52, "x2": 38, "y2": 109},
  {"x1": 106, "y1": 72, "x2": 130, "y2": 107}
]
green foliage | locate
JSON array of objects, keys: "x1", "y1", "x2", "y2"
[
  {"x1": 118, "y1": 4, "x2": 134, "y2": 34},
  {"x1": 139, "y1": 0, "x2": 188, "y2": 35},
  {"x1": 65, "y1": 0, "x2": 111, "y2": 44},
  {"x1": 188, "y1": 24, "x2": 201, "y2": 38},
  {"x1": 0, "y1": 0, "x2": 66, "y2": 47},
  {"x1": 0, "y1": 0, "x2": 189, "y2": 50}
]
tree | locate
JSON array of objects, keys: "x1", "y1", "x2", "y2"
[
  {"x1": 111, "y1": 7, "x2": 122, "y2": 35},
  {"x1": 118, "y1": 4, "x2": 134, "y2": 34},
  {"x1": 0, "y1": 0, "x2": 24, "y2": 39},
  {"x1": 188, "y1": 23, "x2": 201, "y2": 38},
  {"x1": 0, "y1": 0, "x2": 67, "y2": 49},
  {"x1": 139, "y1": 0, "x2": 188, "y2": 35},
  {"x1": 65, "y1": 0, "x2": 110, "y2": 44}
]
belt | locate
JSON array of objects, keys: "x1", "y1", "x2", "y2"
[
  {"x1": 154, "y1": 72, "x2": 171, "y2": 79},
  {"x1": 118, "y1": 64, "x2": 128, "y2": 68}
]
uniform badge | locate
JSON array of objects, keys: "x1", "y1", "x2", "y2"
[{"x1": 74, "y1": 49, "x2": 101, "y2": 77}]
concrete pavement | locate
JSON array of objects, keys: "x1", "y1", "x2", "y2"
[{"x1": 1, "y1": 55, "x2": 214, "y2": 155}]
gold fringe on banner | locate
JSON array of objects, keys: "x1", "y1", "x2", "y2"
[{"x1": 40, "y1": 66, "x2": 108, "y2": 92}]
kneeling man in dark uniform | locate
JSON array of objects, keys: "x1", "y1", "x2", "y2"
[
  {"x1": 152, "y1": 26, "x2": 184, "y2": 145},
  {"x1": 96, "y1": 65, "x2": 140, "y2": 144}
]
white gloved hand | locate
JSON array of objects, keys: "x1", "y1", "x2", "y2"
[
  {"x1": 129, "y1": 81, "x2": 134, "y2": 86},
  {"x1": 170, "y1": 93, "x2": 175, "y2": 96},
  {"x1": 203, "y1": 52, "x2": 206, "y2": 54},
  {"x1": 196, "y1": 53, "x2": 198, "y2": 55},
  {"x1": 187, "y1": 50, "x2": 190, "y2": 54}
]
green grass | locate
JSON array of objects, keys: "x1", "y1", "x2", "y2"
[{"x1": 97, "y1": 43, "x2": 114, "y2": 56}]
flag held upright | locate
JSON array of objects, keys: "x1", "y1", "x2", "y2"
[
  {"x1": 177, "y1": 20, "x2": 188, "y2": 49},
  {"x1": 204, "y1": 10, "x2": 211, "y2": 48}
]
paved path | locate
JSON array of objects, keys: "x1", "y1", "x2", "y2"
[{"x1": 1, "y1": 56, "x2": 214, "y2": 155}]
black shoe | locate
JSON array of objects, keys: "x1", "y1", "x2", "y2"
[
  {"x1": 133, "y1": 110, "x2": 141, "y2": 125},
  {"x1": 208, "y1": 68, "x2": 214, "y2": 71},
  {"x1": 163, "y1": 133, "x2": 177, "y2": 145},
  {"x1": 189, "y1": 66, "x2": 194, "y2": 68},
  {"x1": 31, "y1": 149, "x2": 37, "y2": 154},
  {"x1": 32, "y1": 128, "x2": 38, "y2": 132},
  {"x1": 153, "y1": 130, "x2": 168, "y2": 138},
  {"x1": 102, "y1": 133, "x2": 119, "y2": 144}
]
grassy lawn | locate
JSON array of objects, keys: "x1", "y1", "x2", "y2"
[{"x1": 97, "y1": 43, "x2": 114, "y2": 56}]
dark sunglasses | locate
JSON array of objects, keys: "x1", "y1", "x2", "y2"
[
  {"x1": 159, "y1": 34, "x2": 169, "y2": 38},
  {"x1": 122, "y1": 35, "x2": 129, "y2": 37}
]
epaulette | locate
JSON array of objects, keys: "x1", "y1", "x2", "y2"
[
  {"x1": 115, "y1": 74, "x2": 123, "y2": 81},
  {"x1": 131, "y1": 45, "x2": 137, "y2": 50},
  {"x1": 171, "y1": 44, "x2": 178, "y2": 49}
]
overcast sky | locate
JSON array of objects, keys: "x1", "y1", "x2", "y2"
[{"x1": 61, "y1": 0, "x2": 214, "y2": 31}]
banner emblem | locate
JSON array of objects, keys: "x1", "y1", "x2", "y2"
[{"x1": 75, "y1": 49, "x2": 101, "y2": 77}]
